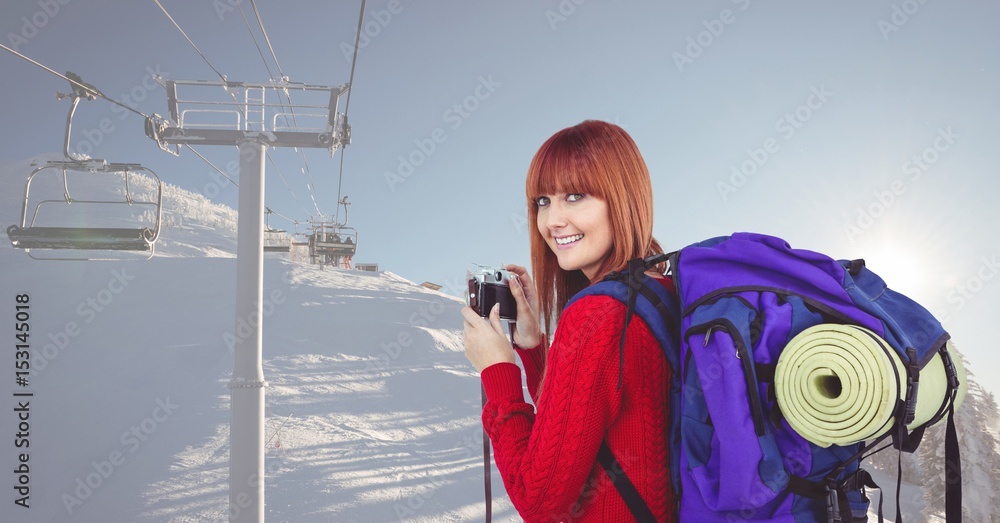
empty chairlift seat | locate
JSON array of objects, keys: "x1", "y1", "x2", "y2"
[
  {"x1": 263, "y1": 228, "x2": 292, "y2": 253},
  {"x1": 6, "y1": 75, "x2": 163, "y2": 260},
  {"x1": 6, "y1": 159, "x2": 163, "y2": 260}
]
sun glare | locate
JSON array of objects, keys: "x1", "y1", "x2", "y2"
[{"x1": 854, "y1": 242, "x2": 931, "y2": 300}]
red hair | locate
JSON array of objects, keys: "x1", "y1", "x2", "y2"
[{"x1": 526, "y1": 120, "x2": 664, "y2": 341}]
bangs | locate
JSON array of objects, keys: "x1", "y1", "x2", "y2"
[{"x1": 526, "y1": 131, "x2": 605, "y2": 204}]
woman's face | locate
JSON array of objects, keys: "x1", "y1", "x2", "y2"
[{"x1": 535, "y1": 192, "x2": 613, "y2": 280}]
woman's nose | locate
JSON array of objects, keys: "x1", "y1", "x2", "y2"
[{"x1": 543, "y1": 201, "x2": 567, "y2": 230}]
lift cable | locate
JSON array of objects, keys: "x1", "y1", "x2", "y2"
[
  {"x1": 268, "y1": 155, "x2": 314, "y2": 217},
  {"x1": 250, "y1": 0, "x2": 287, "y2": 82},
  {"x1": 152, "y1": 0, "x2": 230, "y2": 85},
  {"x1": 232, "y1": 1, "x2": 315, "y2": 218},
  {"x1": 152, "y1": 0, "x2": 322, "y2": 217},
  {"x1": 189, "y1": 140, "x2": 311, "y2": 217},
  {"x1": 241, "y1": 0, "x2": 324, "y2": 218},
  {"x1": 266, "y1": 207, "x2": 297, "y2": 225},
  {"x1": 187, "y1": 145, "x2": 238, "y2": 187},
  {"x1": 335, "y1": 0, "x2": 366, "y2": 226},
  {"x1": 0, "y1": 43, "x2": 153, "y2": 120},
  {"x1": 236, "y1": 1, "x2": 277, "y2": 82}
]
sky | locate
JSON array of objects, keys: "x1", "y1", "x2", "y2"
[{"x1": 1, "y1": 1, "x2": 999, "y2": 395}]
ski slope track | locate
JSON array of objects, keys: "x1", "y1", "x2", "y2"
[{"x1": 1, "y1": 154, "x2": 998, "y2": 522}]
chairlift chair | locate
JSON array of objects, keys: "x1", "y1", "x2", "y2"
[
  {"x1": 262, "y1": 208, "x2": 291, "y2": 253},
  {"x1": 309, "y1": 196, "x2": 357, "y2": 258},
  {"x1": 310, "y1": 223, "x2": 357, "y2": 258},
  {"x1": 263, "y1": 228, "x2": 291, "y2": 253},
  {"x1": 6, "y1": 77, "x2": 163, "y2": 260},
  {"x1": 7, "y1": 160, "x2": 163, "y2": 258}
]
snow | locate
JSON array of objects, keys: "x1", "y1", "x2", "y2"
[
  {"x1": 0, "y1": 155, "x2": 517, "y2": 522},
  {"x1": 2, "y1": 153, "x2": 998, "y2": 522}
]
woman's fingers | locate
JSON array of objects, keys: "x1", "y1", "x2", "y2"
[
  {"x1": 507, "y1": 276, "x2": 541, "y2": 348},
  {"x1": 463, "y1": 304, "x2": 516, "y2": 372},
  {"x1": 505, "y1": 263, "x2": 528, "y2": 276},
  {"x1": 505, "y1": 264, "x2": 532, "y2": 286},
  {"x1": 460, "y1": 306, "x2": 483, "y2": 326},
  {"x1": 506, "y1": 264, "x2": 538, "y2": 306},
  {"x1": 511, "y1": 277, "x2": 536, "y2": 320},
  {"x1": 462, "y1": 305, "x2": 504, "y2": 337},
  {"x1": 488, "y1": 303, "x2": 504, "y2": 334}
]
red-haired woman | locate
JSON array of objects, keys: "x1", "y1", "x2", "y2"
[{"x1": 462, "y1": 120, "x2": 677, "y2": 522}]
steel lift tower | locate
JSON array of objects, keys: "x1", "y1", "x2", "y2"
[{"x1": 149, "y1": 78, "x2": 350, "y2": 522}]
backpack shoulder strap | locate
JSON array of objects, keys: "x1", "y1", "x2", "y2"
[
  {"x1": 566, "y1": 255, "x2": 681, "y2": 521},
  {"x1": 566, "y1": 254, "x2": 680, "y2": 371},
  {"x1": 598, "y1": 441, "x2": 657, "y2": 523}
]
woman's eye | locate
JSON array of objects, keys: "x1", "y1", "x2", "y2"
[
  {"x1": 534, "y1": 196, "x2": 551, "y2": 207},
  {"x1": 566, "y1": 193, "x2": 585, "y2": 202}
]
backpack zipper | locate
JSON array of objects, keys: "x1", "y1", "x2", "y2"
[{"x1": 694, "y1": 320, "x2": 767, "y2": 437}]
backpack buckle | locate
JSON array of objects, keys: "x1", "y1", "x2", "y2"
[
  {"x1": 902, "y1": 348, "x2": 920, "y2": 426},
  {"x1": 824, "y1": 484, "x2": 843, "y2": 523},
  {"x1": 940, "y1": 345, "x2": 960, "y2": 391}
]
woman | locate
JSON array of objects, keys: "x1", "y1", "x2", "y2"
[{"x1": 462, "y1": 120, "x2": 676, "y2": 522}]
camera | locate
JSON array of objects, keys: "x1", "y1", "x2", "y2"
[{"x1": 467, "y1": 265, "x2": 517, "y2": 321}]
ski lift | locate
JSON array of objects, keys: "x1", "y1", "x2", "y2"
[
  {"x1": 263, "y1": 208, "x2": 291, "y2": 253},
  {"x1": 310, "y1": 222, "x2": 357, "y2": 258},
  {"x1": 264, "y1": 231, "x2": 291, "y2": 253},
  {"x1": 307, "y1": 197, "x2": 357, "y2": 267},
  {"x1": 6, "y1": 73, "x2": 163, "y2": 260}
]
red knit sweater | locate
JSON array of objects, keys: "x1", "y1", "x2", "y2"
[{"x1": 480, "y1": 278, "x2": 676, "y2": 523}]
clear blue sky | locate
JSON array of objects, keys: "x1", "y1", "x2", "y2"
[{"x1": 2, "y1": 1, "x2": 998, "y2": 397}]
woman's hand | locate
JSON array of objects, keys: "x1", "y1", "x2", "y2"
[
  {"x1": 463, "y1": 303, "x2": 516, "y2": 373},
  {"x1": 505, "y1": 264, "x2": 543, "y2": 349}
]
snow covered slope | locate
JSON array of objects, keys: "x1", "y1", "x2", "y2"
[{"x1": 0, "y1": 156, "x2": 517, "y2": 522}]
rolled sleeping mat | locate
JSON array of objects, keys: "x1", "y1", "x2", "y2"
[{"x1": 774, "y1": 324, "x2": 967, "y2": 448}]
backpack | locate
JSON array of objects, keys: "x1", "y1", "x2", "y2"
[{"x1": 573, "y1": 232, "x2": 964, "y2": 523}]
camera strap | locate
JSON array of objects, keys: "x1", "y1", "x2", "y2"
[
  {"x1": 482, "y1": 382, "x2": 492, "y2": 523},
  {"x1": 481, "y1": 322, "x2": 517, "y2": 523}
]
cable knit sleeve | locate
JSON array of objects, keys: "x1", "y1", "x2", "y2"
[
  {"x1": 515, "y1": 344, "x2": 545, "y2": 402},
  {"x1": 479, "y1": 295, "x2": 629, "y2": 522}
]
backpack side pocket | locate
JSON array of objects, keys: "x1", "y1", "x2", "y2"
[{"x1": 680, "y1": 296, "x2": 787, "y2": 511}]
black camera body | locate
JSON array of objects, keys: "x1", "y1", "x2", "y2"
[{"x1": 467, "y1": 266, "x2": 517, "y2": 321}]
